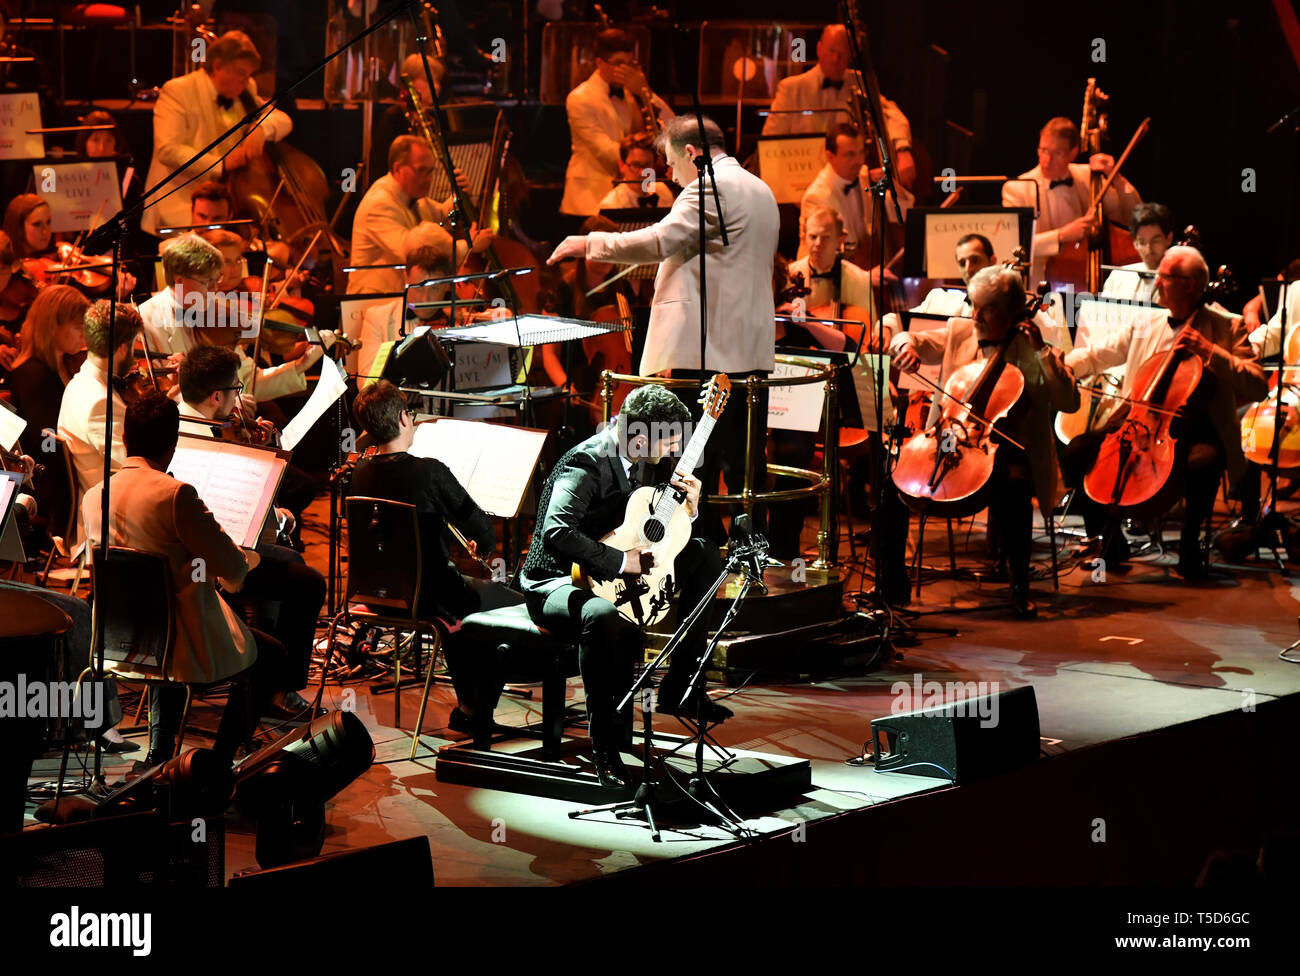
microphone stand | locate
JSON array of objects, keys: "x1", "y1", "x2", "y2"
[
  {"x1": 687, "y1": 90, "x2": 729, "y2": 391},
  {"x1": 567, "y1": 544, "x2": 757, "y2": 840},
  {"x1": 836, "y1": 1, "x2": 925, "y2": 633}
]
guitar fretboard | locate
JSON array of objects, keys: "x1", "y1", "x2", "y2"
[{"x1": 652, "y1": 411, "x2": 717, "y2": 524}]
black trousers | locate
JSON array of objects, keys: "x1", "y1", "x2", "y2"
[
  {"x1": 1061, "y1": 415, "x2": 1225, "y2": 557},
  {"x1": 873, "y1": 445, "x2": 1036, "y2": 593},
  {"x1": 149, "y1": 628, "x2": 287, "y2": 764},
  {"x1": 669, "y1": 369, "x2": 769, "y2": 546},
  {"x1": 524, "y1": 537, "x2": 723, "y2": 749},
  {"x1": 439, "y1": 579, "x2": 524, "y2": 713},
  {"x1": 220, "y1": 543, "x2": 325, "y2": 691}
]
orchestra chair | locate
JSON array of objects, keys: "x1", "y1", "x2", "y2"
[
  {"x1": 315, "y1": 498, "x2": 450, "y2": 744},
  {"x1": 40, "y1": 433, "x2": 88, "y2": 593},
  {"x1": 435, "y1": 603, "x2": 584, "y2": 763},
  {"x1": 0, "y1": 588, "x2": 72, "y2": 834}
]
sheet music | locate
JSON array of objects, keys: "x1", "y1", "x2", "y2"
[
  {"x1": 0, "y1": 403, "x2": 26, "y2": 452},
  {"x1": 768, "y1": 357, "x2": 829, "y2": 432},
  {"x1": 409, "y1": 418, "x2": 547, "y2": 518},
  {"x1": 851, "y1": 354, "x2": 895, "y2": 433},
  {"x1": 166, "y1": 436, "x2": 286, "y2": 547},
  {"x1": 280, "y1": 357, "x2": 347, "y2": 451}
]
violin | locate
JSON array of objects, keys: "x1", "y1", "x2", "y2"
[
  {"x1": 0, "y1": 262, "x2": 42, "y2": 328},
  {"x1": 24, "y1": 242, "x2": 112, "y2": 293}
]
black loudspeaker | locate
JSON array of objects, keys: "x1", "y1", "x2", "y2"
[
  {"x1": 227, "y1": 835, "x2": 433, "y2": 891},
  {"x1": 870, "y1": 684, "x2": 1041, "y2": 783}
]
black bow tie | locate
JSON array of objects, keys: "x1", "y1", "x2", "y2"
[
  {"x1": 609, "y1": 85, "x2": 624, "y2": 100},
  {"x1": 637, "y1": 193, "x2": 659, "y2": 207},
  {"x1": 810, "y1": 255, "x2": 842, "y2": 282},
  {"x1": 1167, "y1": 314, "x2": 1189, "y2": 330},
  {"x1": 217, "y1": 94, "x2": 235, "y2": 110},
  {"x1": 977, "y1": 339, "x2": 1003, "y2": 350},
  {"x1": 1048, "y1": 177, "x2": 1072, "y2": 190},
  {"x1": 821, "y1": 77, "x2": 844, "y2": 91},
  {"x1": 843, "y1": 180, "x2": 859, "y2": 195}
]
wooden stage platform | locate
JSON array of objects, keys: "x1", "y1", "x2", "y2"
[{"x1": 24, "y1": 502, "x2": 1300, "y2": 886}]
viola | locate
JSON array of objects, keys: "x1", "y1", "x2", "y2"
[{"x1": 24, "y1": 242, "x2": 112, "y2": 293}]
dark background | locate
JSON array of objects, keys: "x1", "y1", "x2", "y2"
[{"x1": 23, "y1": 0, "x2": 1300, "y2": 298}]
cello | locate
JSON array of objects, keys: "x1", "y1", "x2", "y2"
[{"x1": 891, "y1": 257, "x2": 1046, "y2": 518}]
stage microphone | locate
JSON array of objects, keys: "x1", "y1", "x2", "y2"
[{"x1": 729, "y1": 514, "x2": 768, "y2": 590}]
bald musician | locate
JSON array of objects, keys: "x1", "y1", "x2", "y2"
[{"x1": 762, "y1": 24, "x2": 915, "y2": 192}]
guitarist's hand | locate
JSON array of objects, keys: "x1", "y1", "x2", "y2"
[
  {"x1": 671, "y1": 473, "x2": 702, "y2": 518},
  {"x1": 622, "y1": 548, "x2": 654, "y2": 575}
]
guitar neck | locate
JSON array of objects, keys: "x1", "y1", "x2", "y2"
[{"x1": 674, "y1": 412, "x2": 717, "y2": 481}]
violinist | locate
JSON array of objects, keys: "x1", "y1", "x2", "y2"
[
  {"x1": 140, "y1": 233, "x2": 336, "y2": 402},
  {"x1": 174, "y1": 344, "x2": 323, "y2": 719},
  {"x1": 596, "y1": 133, "x2": 674, "y2": 211},
  {"x1": 884, "y1": 267, "x2": 1079, "y2": 616},
  {"x1": 4, "y1": 194, "x2": 52, "y2": 262},
  {"x1": 5, "y1": 284, "x2": 89, "y2": 449},
  {"x1": 3, "y1": 193, "x2": 136, "y2": 300},
  {"x1": 1002, "y1": 117, "x2": 1141, "y2": 290},
  {"x1": 347, "y1": 135, "x2": 490, "y2": 297},
  {"x1": 56, "y1": 300, "x2": 142, "y2": 548},
  {"x1": 559, "y1": 28, "x2": 673, "y2": 219},
  {"x1": 0, "y1": 229, "x2": 32, "y2": 365},
  {"x1": 139, "y1": 30, "x2": 293, "y2": 237},
  {"x1": 1063, "y1": 246, "x2": 1267, "y2": 580}
]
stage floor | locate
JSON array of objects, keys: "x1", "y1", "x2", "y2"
[{"x1": 26, "y1": 500, "x2": 1300, "y2": 885}]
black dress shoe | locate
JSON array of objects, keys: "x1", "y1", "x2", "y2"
[
  {"x1": 1010, "y1": 587, "x2": 1037, "y2": 619},
  {"x1": 97, "y1": 735, "x2": 141, "y2": 755},
  {"x1": 593, "y1": 748, "x2": 630, "y2": 790}
]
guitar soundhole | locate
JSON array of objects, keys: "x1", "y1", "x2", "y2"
[{"x1": 642, "y1": 518, "x2": 666, "y2": 543}]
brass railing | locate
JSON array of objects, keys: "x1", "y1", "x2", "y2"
[{"x1": 598, "y1": 355, "x2": 840, "y2": 568}]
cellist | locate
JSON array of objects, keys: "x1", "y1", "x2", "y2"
[
  {"x1": 1063, "y1": 246, "x2": 1266, "y2": 580},
  {"x1": 882, "y1": 266, "x2": 1078, "y2": 617}
]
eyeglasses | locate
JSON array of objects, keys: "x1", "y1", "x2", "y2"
[{"x1": 217, "y1": 382, "x2": 244, "y2": 394}]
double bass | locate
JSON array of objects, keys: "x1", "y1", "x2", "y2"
[{"x1": 1045, "y1": 80, "x2": 1145, "y2": 292}]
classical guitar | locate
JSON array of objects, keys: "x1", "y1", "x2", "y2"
[{"x1": 571, "y1": 374, "x2": 731, "y2": 626}]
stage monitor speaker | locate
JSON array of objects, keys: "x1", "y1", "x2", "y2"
[
  {"x1": 227, "y1": 835, "x2": 433, "y2": 891},
  {"x1": 870, "y1": 684, "x2": 1040, "y2": 783}
]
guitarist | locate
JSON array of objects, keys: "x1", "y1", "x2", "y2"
[{"x1": 520, "y1": 385, "x2": 726, "y2": 790}]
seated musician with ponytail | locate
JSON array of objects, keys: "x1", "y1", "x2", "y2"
[
  {"x1": 884, "y1": 266, "x2": 1079, "y2": 617},
  {"x1": 349, "y1": 379, "x2": 520, "y2": 733},
  {"x1": 1062, "y1": 246, "x2": 1266, "y2": 580}
]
